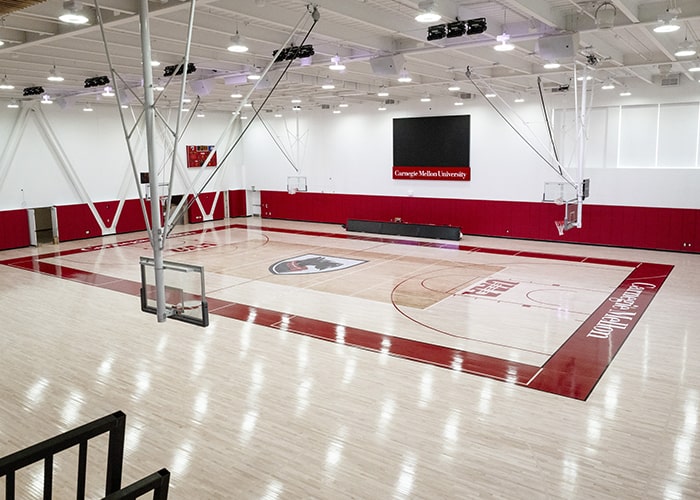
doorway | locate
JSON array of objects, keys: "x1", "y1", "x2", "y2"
[{"x1": 29, "y1": 207, "x2": 57, "y2": 246}]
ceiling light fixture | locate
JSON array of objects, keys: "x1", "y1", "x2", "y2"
[
  {"x1": 494, "y1": 9, "x2": 514, "y2": 52},
  {"x1": 0, "y1": 76, "x2": 14, "y2": 90},
  {"x1": 454, "y1": 101, "x2": 464, "y2": 106},
  {"x1": 230, "y1": 92, "x2": 243, "y2": 98},
  {"x1": 543, "y1": 62, "x2": 561, "y2": 69},
  {"x1": 339, "y1": 102, "x2": 349, "y2": 108},
  {"x1": 415, "y1": 0, "x2": 441, "y2": 23},
  {"x1": 83, "y1": 105, "x2": 93, "y2": 112},
  {"x1": 41, "y1": 94, "x2": 53, "y2": 104},
  {"x1": 321, "y1": 79, "x2": 335, "y2": 90},
  {"x1": 484, "y1": 92, "x2": 497, "y2": 98},
  {"x1": 247, "y1": 67, "x2": 261, "y2": 80},
  {"x1": 0, "y1": 41, "x2": 4, "y2": 47},
  {"x1": 7, "y1": 99, "x2": 19, "y2": 108},
  {"x1": 675, "y1": 38, "x2": 697, "y2": 58},
  {"x1": 688, "y1": 62, "x2": 700, "y2": 73},
  {"x1": 377, "y1": 87, "x2": 389, "y2": 97},
  {"x1": 59, "y1": 0, "x2": 89, "y2": 24},
  {"x1": 514, "y1": 95, "x2": 525, "y2": 103},
  {"x1": 397, "y1": 68, "x2": 412, "y2": 83},
  {"x1": 594, "y1": 1, "x2": 616, "y2": 30},
  {"x1": 47, "y1": 66, "x2": 64, "y2": 82},
  {"x1": 653, "y1": 8, "x2": 681, "y2": 33},
  {"x1": 102, "y1": 86, "x2": 115, "y2": 96},
  {"x1": 227, "y1": 32, "x2": 249, "y2": 53},
  {"x1": 420, "y1": 94, "x2": 431, "y2": 102},
  {"x1": 619, "y1": 90, "x2": 631, "y2": 96},
  {"x1": 494, "y1": 33, "x2": 515, "y2": 52},
  {"x1": 329, "y1": 54, "x2": 346, "y2": 71},
  {"x1": 601, "y1": 79, "x2": 616, "y2": 90}
]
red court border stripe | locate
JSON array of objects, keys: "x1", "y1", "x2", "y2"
[
  {"x1": 527, "y1": 262, "x2": 672, "y2": 400},
  {"x1": 0, "y1": 223, "x2": 672, "y2": 400}
]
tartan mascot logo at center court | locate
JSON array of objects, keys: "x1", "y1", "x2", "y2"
[{"x1": 269, "y1": 254, "x2": 366, "y2": 275}]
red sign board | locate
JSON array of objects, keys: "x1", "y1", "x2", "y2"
[{"x1": 392, "y1": 166, "x2": 470, "y2": 181}]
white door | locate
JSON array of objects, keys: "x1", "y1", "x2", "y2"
[{"x1": 27, "y1": 209, "x2": 37, "y2": 246}]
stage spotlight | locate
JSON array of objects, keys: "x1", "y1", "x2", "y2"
[
  {"x1": 84, "y1": 76, "x2": 110, "y2": 88},
  {"x1": 427, "y1": 24, "x2": 446, "y2": 41},
  {"x1": 446, "y1": 20, "x2": 466, "y2": 38},
  {"x1": 466, "y1": 17, "x2": 487, "y2": 35},
  {"x1": 23, "y1": 86, "x2": 44, "y2": 96},
  {"x1": 163, "y1": 63, "x2": 196, "y2": 77},
  {"x1": 273, "y1": 44, "x2": 315, "y2": 62}
]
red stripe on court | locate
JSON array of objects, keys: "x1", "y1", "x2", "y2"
[{"x1": 527, "y1": 262, "x2": 673, "y2": 400}]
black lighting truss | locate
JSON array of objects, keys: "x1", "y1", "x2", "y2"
[
  {"x1": 23, "y1": 86, "x2": 44, "y2": 96},
  {"x1": 163, "y1": 63, "x2": 197, "y2": 77},
  {"x1": 84, "y1": 75, "x2": 110, "y2": 88},
  {"x1": 272, "y1": 44, "x2": 314, "y2": 62},
  {"x1": 426, "y1": 18, "x2": 485, "y2": 41}
]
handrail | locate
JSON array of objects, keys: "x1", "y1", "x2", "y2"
[
  {"x1": 0, "y1": 411, "x2": 126, "y2": 499},
  {"x1": 101, "y1": 468, "x2": 170, "y2": 500}
]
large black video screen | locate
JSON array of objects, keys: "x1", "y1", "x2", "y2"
[{"x1": 393, "y1": 115, "x2": 470, "y2": 167}]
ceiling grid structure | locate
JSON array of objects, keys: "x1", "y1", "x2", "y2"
[{"x1": 0, "y1": 0, "x2": 698, "y2": 111}]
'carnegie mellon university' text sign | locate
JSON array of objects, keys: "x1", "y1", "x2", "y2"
[{"x1": 392, "y1": 166, "x2": 471, "y2": 181}]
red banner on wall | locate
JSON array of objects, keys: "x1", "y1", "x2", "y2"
[{"x1": 393, "y1": 166, "x2": 471, "y2": 181}]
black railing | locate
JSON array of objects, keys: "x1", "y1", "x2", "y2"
[
  {"x1": 102, "y1": 468, "x2": 170, "y2": 500},
  {"x1": 0, "y1": 411, "x2": 169, "y2": 500}
]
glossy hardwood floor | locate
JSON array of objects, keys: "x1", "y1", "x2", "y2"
[{"x1": 1, "y1": 217, "x2": 698, "y2": 499}]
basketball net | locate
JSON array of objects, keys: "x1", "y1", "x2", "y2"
[{"x1": 555, "y1": 220, "x2": 566, "y2": 236}]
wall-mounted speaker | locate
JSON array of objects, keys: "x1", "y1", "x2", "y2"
[
  {"x1": 369, "y1": 54, "x2": 405, "y2": 76},
  {"x1": 535, "y1": 33, "x2": 579, "y2": 62}
]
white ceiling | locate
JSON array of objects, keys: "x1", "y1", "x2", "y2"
[{"x1": 0, "y1": 0, "x2": 699, "y2": 112}]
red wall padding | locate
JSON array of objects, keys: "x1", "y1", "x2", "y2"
[
  {"x1": 56, "y1": 203, "x2": 102, "y2": 242},
  {"x1": 187, "y1": 192, "x2": 225, "y2": 223},
  {"x1": 115, "y1": 199, "x2": 149, "y2": 234},
  {"x1": 260, "y1": 191, "x2": 700, "y2": 253},
  {"x1": 0, "y1": 209, "x2": 30, "y2": 250},
  {"x1": 228, "y1": 190, "x2": 247, "y2": 217}
]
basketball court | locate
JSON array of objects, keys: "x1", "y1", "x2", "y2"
[{"x1": 1, "y1": 218, "x2": 672, "y2": 401}]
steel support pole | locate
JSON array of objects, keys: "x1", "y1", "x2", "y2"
[{"x1": 139, "y1": 0, "x2": 166, "y2": 322}]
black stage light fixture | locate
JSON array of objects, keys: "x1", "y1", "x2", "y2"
[
  {"x1": 446, "y1": 20, "x2": 467, "y2": 38},
  {"x1": 84, "y1": 75, "x2": 110, "y2": 88},
  {"x1": 427, "y1": 24, "x2": 446, "y2": 41},
  {"x1": 163, "y1": 63, "x2": 196, "y2": 77},
  {"x1": 23, "y1": 86, "x2": 44, "y2": 96},
  {"x1": 298, "y1": 44, "x2": 314, "y2": 59},
  {"x1": 273, "y1": 44, "x2": 314, "y2": 62},
  {"x1": 466, "y1": 17, "x2": 487, "y2": 35}
]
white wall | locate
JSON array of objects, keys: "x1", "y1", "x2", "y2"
[
  {"x1": 0, "y1": 103, "x2": 244, "y2": 211},
  {"x1": 1, "y1": 85, "x2": 699, "y2": 212}
]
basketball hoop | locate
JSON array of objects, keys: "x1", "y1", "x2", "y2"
[{"x1": 555, "y1": 220, "x2": 566, "y2": 236}]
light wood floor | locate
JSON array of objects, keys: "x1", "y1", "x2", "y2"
[{"x1": 1, "y1": 217, "x2": 698, "y2": 499}]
